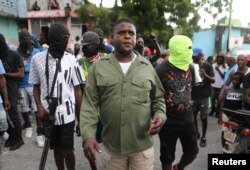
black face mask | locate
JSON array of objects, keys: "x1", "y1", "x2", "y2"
[
  {"x1": 82, "y1": 44, "x2": 99, "y2": 58},
  {"x1": 0, "y1": 34, "x2": 9, "y2": 59},
  {"x1": 18, "y1": 30, "x2": 33, "y2": 57},
  {"x1": 74, "y1": 44, "x2": 80, "y2": 56},
  {"x1": 48, "y1": 24, "x2": 69, "y2": 59},
  {"x1": 134, "y1": 44, "x2": 144, "y2": 55}
]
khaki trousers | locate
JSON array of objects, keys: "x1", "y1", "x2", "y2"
[{"x1": 104, "y1": 147, "x2": 154, "y2": 170}]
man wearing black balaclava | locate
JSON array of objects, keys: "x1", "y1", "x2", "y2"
[
  {"x1": 48, "y1": 24, "x2": 70, "y2": 59},
  {"x1": 0, "y1": 33, "x2": 25, "y2": 151},
  {"x1": 29, "y1": 23, "x2": 85, "y2": 170},
  {"x1": 17, "y1": 29, "x2": 41, "y2": 145},
  {"x1": 79, "y1": 31, "x2": 102, "y2": 170}
]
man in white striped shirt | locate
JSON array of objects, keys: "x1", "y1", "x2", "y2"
[{"x1": 29, "y1": 23, "x2": 85, "y2": 170}]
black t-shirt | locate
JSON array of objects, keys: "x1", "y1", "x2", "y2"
[
  {"x1": 243, "y1": 72, "x2": 250, "y2": 109},
  {"x1": 1, "y1": 50, "x2": 24, "y2": 100},
  {"x1": 223, "y1": 87, "x2": 243, "y2": 110},
  {"x1": 191, "y1": 62, "x2": 214, "y2": 100},
  {"x1": 155, "y1": 61, "x2": 194, "y2": 125}
]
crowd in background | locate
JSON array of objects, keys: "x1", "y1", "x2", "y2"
[{"x1": 1, "y1": 16, "x2": 250, "y2": 170}]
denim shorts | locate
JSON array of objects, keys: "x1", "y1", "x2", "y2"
[
  {"x1": 192, "y1": 98, "x2": 209, "y2": 119},
  {"x1": 17, "y1": 87, "x2": 37, "y2": 113},
  {"x1": 0, "y1": 103, "x2": 8, "y2": 132}
]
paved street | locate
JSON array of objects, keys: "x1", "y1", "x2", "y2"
[{"x1": 0, "y1": 116, "x2": 221, "y2": 170}]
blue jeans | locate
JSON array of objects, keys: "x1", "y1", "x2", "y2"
[{"x1": 0, "y1": 103, "x2": 8, "y2": 133}]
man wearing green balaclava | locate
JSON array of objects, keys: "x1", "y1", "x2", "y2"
[
  {"x1": 155, "y1": 35, "x2": 198, "y2": 170},
  {"x1": 168, "y1": 35, "x2": 193, "y2": 71}
]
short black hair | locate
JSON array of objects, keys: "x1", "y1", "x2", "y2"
[
  {"x1": 207, "y1": 56, "x2": 213, "y2": 60},
  {"x1": 112, "y1": 18, "x2": 135, "y2": 33}
]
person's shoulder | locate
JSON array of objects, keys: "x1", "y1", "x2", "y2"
[
  {"x1": 32, "y1": 50, "x2": 47, "y2": 61},
  {"x1": 203, "y1": 62, "x2": 213, "y2": 69},
  {"x1": 244, "y1": 71, "x2": 250, "y2": 79},
  {"x1": 8, "y1": 49, "x2": 20, "y2": 57},
  {"x1": 202, "y1": 62, "x2": 211, "y2": 67},
  {"x1": 155, "y1": 60, "x2": 169, "y2": 71},
  {"x1": 63, "y1": 51, "x2": 78, "y2": 63},
  {"x1": 32, "y1": 48, "x2": 40, "y2": 55},
  {"x1": 100, "y1": 53, "x2": 112, "y2": 60}
]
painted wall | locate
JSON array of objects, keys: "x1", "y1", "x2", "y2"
[
  {"x1": 192, "y1": 29, "x2": 216, "y2": 58},
  {"x1": 0, "y1": 17, "x2": 18, "y2": 39},
  {"x1": 0, "y1": 17, "x2": 19, "y2": 47},
  {"x1": 221, "y1": 28, "x2": 241, "y2": 53},
  {"x1": 193, "y1": 27, "x2": 250, "y2": 58}
]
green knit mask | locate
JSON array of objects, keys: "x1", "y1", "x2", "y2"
[{"x1": 168, "y1": 35, "x2": 193, "y2": 71}]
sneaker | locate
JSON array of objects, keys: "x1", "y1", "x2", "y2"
[
  {"x1": 200, "y1": 138, "x2": 207, "y2": 147},
  {"x1": 25, "y1": 127, "x2": 33, "y2": 138},
  {"x1": 36, "y1": 135, "x2": 45, "y2": 148},
  {"x1": 3, "y1": 132, "x2": 9, "y2": 140},
  {"x1": 10, "y1": 140, "x2": 24, "y2": 151}
]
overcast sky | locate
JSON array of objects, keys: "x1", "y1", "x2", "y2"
[{"x1": 89, "y1": 0, "x2": 250, "y2": 28}]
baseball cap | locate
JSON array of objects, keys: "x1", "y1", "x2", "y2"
[
  {"x1": 192, "y1": 48, "x2": 203, "y2": 57},
  {"x1": 81, "y1": 31, "x2": 100, "y2": 46}
]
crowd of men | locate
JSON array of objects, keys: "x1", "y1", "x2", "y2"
[{"x1": 0, "y1": 17, "x2": 250, "y2": 170}]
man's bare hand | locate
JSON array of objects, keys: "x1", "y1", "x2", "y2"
[
  {"x1": 4, "y1": 99, "x2": 11, "y2": 111},
  {"x1": 83, "y1": 139, "x2": 102, "y2": 165},
  {"x1": 148, "y1": 116, "x2": 163, "y2": 135},
  {"x1": 37, "y1": 106, "x2": 49, "y2": 118}
]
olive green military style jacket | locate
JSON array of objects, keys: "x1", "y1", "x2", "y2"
[{"x1": 80, "y1": 52, "x2": 166, "y2": 155}]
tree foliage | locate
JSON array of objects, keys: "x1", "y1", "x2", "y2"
[
  {"x1": 77, "y1": 0, "x2": 229, "y2": 47},
  {"x1": 194, "y1": 0, "x2": 230, "y2": 22},
  {"x1": 76, "y1": 3, "x2": 111, "y2": 35}
]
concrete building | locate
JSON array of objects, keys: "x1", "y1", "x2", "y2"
[
  {"x1": 0, "y1": 0, "x2": 28, "y2": 47},
  {"x1": 0, "y1": 0, "x2": 84, "y2": 49},
  {"x1": 27, "y1": 0, "x2": 84, "y2": 48},
  {"x1": 193, "y1": 18, "x2": 250, "y2": 58}
]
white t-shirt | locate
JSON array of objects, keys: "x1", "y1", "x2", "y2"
[
  {"x1": 212, "y1": 63, "x2": 228, "y2": 88},
  {"x1": 29, "y1": 50, "x2": 85, "y2": 125},
  {"x1": 119, "y1": 55, "x2": 137, "y2": 75}
]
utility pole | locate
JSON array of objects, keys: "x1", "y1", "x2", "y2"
[{"x1": 227, "y1": 0, "x2": 233, "y2": 52}]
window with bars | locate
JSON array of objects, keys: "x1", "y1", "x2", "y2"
[{"x1": 241, "y1": 29, "x2": 250, "y2": 44}]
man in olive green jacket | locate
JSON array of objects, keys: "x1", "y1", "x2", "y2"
[{"x1": 80, "y1": 18, "x2": 166, "y2": 170}]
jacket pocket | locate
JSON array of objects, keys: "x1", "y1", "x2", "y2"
[
  {"x1": 131, "y1": 78, "x2": 151, "y2": 103},
  {"x1": 97, "y1": 77, "x2": 119, "y2": 98}
]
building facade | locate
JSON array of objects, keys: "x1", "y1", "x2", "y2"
[
  {"x1": 193, "y1": 19, "x2": 250, "y2": 58},
  {"x1": 0, "y1": 0, "x2": 28, "y2": 46}
]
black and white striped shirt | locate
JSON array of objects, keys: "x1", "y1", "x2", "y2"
[{"x1": 29, "y1": 50, "x2": 85, "y2": 125}]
